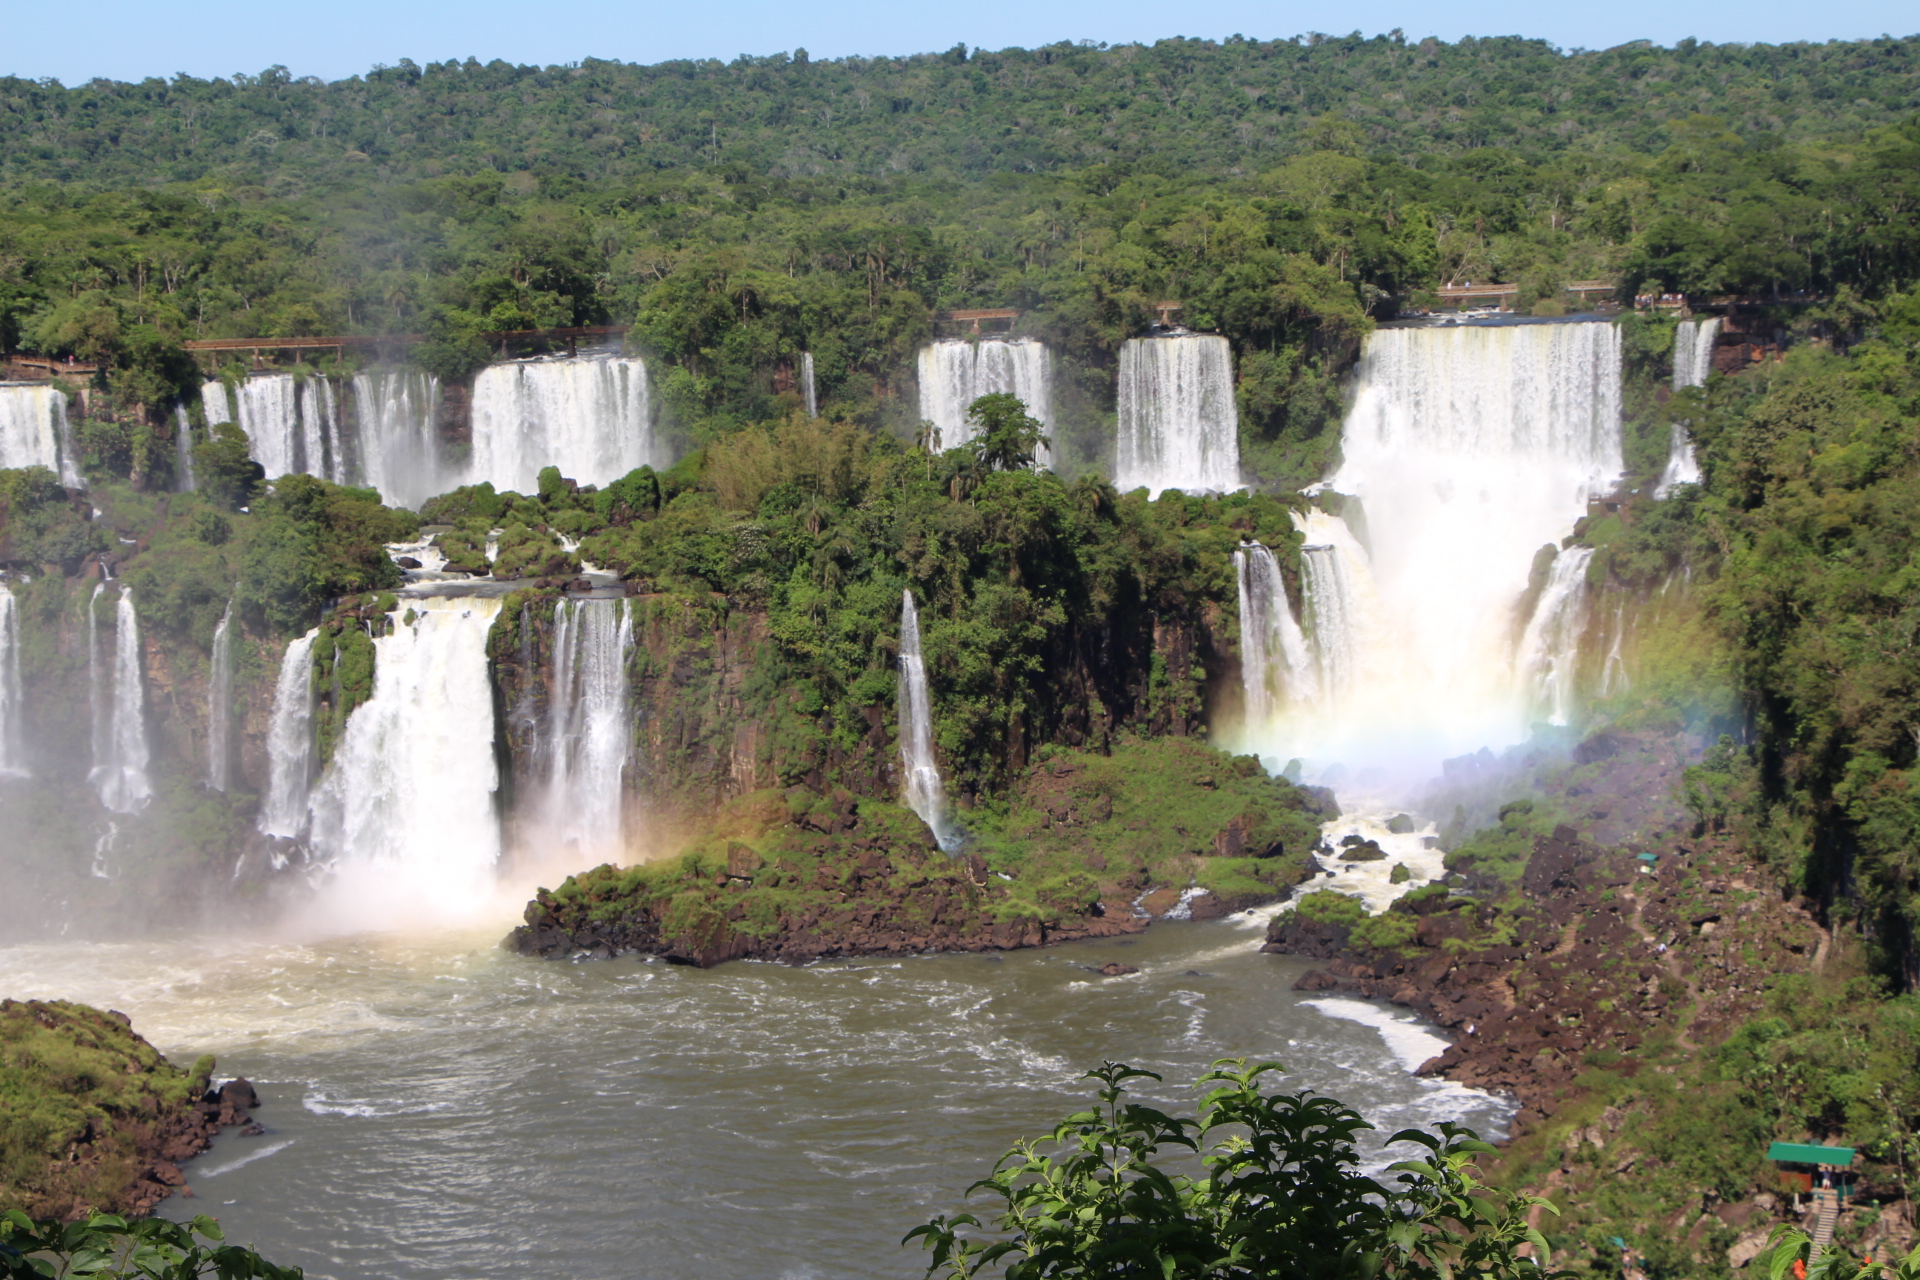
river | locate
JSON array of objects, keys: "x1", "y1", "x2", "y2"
[{"x1": 0, "y1": 910, "x2": 1507, "y2": 1280}]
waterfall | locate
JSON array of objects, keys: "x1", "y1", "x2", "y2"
[
  {"x1": 1672, "y1": 318, "x2": 1721, "y2": 389},
  {"x1": 174, "y1": 405, "x2": 197, "y2": 492},
  {"x1": 0, "y1": 384, "x2": 80, "y2": 486},
  {"x1": 897, "y1": 591, "x2": 958, "y2": 851},
  {"x1": 351, "y1": 369, "x2": 445, "y2": 509},
  {"x1": 90, "y1": 588, "x2": 151, "y2": 813},
  {"x1": 0, "y1": 583, "x2": 25, "y2": 778},
  {"x1": 1515, "y1": 547, "x2": 1595, "y2": 727},
  {"x1": 468, "y1": 356, "x2": 659, "y2": 493},
  {"x1": 1234, "y1": 544, "x2": 1315, "y2": 726},
  {"x1": 1599, "y1": 604, "x2": 1630, "y2": 698},
  {"x1": 206, "y1": 601, "x2": 236, "y2": 792},
  {"x1": 305, "y1": 597, "x2": 504, "y2": 923},
  {"x1": 259, "y1": 628, "x2": 320, "y2": 838},
  {"x1": 1245, "y1": 320, "x2": 1623, "y2": 782},
  {"x1": 202, "y1": 375, "x2": 346, "y2": 483},
  {"x1": 800, "y1": 352, "x2": 818, "y2": 418},
  {"x1": 1113, "y1": 334, "x2": 1239, "y2": 497},
  {"x1": 916, "y1": 339, "x2": 1053, "y2": 464},
  {"x1": 544, "y1": 598, "x2": 634, "y2": 860}
]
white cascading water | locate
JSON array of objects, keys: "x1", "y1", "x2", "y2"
[
  {"x1": 1114, "y1": 334, "x2": 1239, "y2": 496},
  {"x1": 206, "y1": 601, "x2": 236, "y2": 792},
  {"x1": 258, "y1": 628, "x2": 320, "y2": 838},
  {"x1": 303, "y1": 597, "x2": 504, "y2": 927},
  {"x1": 0, "y1": 582, "x2": 25, "y2": 777},
  {"x1": 1233, "y1": 544, "x2": 1315, "y2": 724},
  {"x1": 800, "y1": 351, "x2": 818, "y2": 418},
  {"x1": 351, "y1": 369, "x2": 445, "y2": 509},
  {"x1": 916, "y1": 339, "x2": 1053, "y2": 464},
  {"x1": 90, "y1": 587, "x2": 151, "y2": 813},
  {"x1": 1514, "y1": 547, "x2": 1595, "y2": 728},
  {"x1": 897, "y1": 591, "x2": 959, "y2": 851},
  {"x1": 468, "y1": 356, "x2": 659, "y2": 493},
  {"x1": 544, "y1": 598, "x2": 634, "y2": 860},
  {"x1": 0, "y1": 384, "x2": 81, "y2": 486},
  {"x1": 1655, "y1": 318, "x2": 1718, "y2": 497},
  {"x1": 174, "y1": 405, "x2": 197, "y2": 492},
  {"x1": 203, "y1": 375, "x2": 347, "y2": 484},
  {"x1": 1242, "y1": 321, "x2": 1623, "y2": 785}
]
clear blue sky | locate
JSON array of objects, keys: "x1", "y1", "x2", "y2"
[{"x1": 6, "y1": 0, "x2": 1913, "y2": 85}]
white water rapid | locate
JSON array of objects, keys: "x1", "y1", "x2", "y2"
[
  {"x1": 544, "y1": 598, "x2": 634, "y2": 861},
  {"x1": 202, "y1": 375, "x2": 347, "y2": 484},
  {"x1": 1114, "y1": 334, "x2": 1239, "y2": 496},
  {"x1": 0, "y1": 582, "x2": 24, "y2": 777},
  {"x1": 916, "y1": 339, "x2": 1053, "y2": 463},
  {"x1": 1242, "y1": 320, "x2": 1622, "y2": 786},
  {"x1": 1233, "y1": 544, "x2": 1315, "y2": 724},
  {"x1": 1655, "y1": 317, "x2": 1718, "y2": 497},
  {"x1": 351, "y1": 369, "x2": 446, "y2": 509},
  {"x1": 206, "y1": 601, "x2": 236, "y2": 792},
  {"x1": 259, "y1": 629, "x2": 320, "y2": 838},
  {"x1": 1515, "y1": 547, "x2": 1595, "y2": 727},
  {"x1": 90, "y1": 587, "x2": 151, "y2": 813},
  {"x1": 897, "y1": 591, "x2": 958, "y2": 851},
  {"x1": 303, "y1": 597, "x2": 504, "y2": 928},
  {"x1": 0, "y1": 384, "x2": 81, "y2": 486},
  {"x1": 468, "y1": 357, "x2": 659, "y2": 493},
  {"x1": 800, "y1": 351, "x2": 818, "y2": 418}
]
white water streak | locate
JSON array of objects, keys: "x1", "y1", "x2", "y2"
[
  {"x1": 0, "y1": 384, "x2": 80, "y2": 486},
  {"x1": 174, "y1": 405, "x2": 197, "y2": 493},
  {"x1": 916, "y1": 339, "x2": 1053, "y2": 465},
  {"x1": 1656, "y1": 317, "x2": 1718, "y2": 497},
  {"x1": 469, "y1": 357, "x2": 659, "y2": 493},
  {"x1": 203, "y1": 376, "x2": 347, "y2": 484},
  {"x1": 1234, "y1": 544, "x2": 1315, "y2": 727},
  {"x1": 259, "y1": 629, "x2": 320, "y2": 838},
  {"x1": 90, "y1": 588, "x2": 151, "y2": 813},
  {"x1": 898, "y1": 591, "x2": 958, "y2": 851},
  {"x1": 351, "y1": 369, "x2": 446, "y2": 509},
  {"x1": 1515, "y1": 547, "x2": 1594, "y2": 727},
  {"x1": 1114, "y1": 334, "x2": 1239, "y2": 497},
  {"x1": 800, "y1": 352, "x2": 818, "y2": 419},
  {"x1": 207, "y1": 601, "x2": 236, "y2": 792},
  {"x1": 545, "y1": 599, "x2": 634, "y2": 861},
  {"x1": 0, "y1": 583, "x2": 25, "y2": 777}
]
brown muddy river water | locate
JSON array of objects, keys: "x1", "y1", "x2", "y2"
[{"x1": 0, "y1": 910, "x2": 1508, "y2": 1280}]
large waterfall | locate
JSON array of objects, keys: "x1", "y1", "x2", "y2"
[
  {"x1": 897, "y1": 591, "x2": 958, "y2": 851},
  {"x1": 1242, "y1": 320, "x2": 1623, "y2": 782},
  {"x1": 0, "y1": 583, "x2": 24, "y2": 777},
  {"x1": 1114, "y1": 334, "x2": 1239, "y2": 497},
  {"x1": 203, "y1": 375, "x2": 347, "y2": 484},
  {"x1": 259, "y1": 629, "x2": 320, "y2": 838},
  {"x1": 468, "y1": 356, "x2": 659, "y2": 493},
  {"x1": 0, "y1": 384, "x2": 81, "y2": 486},
  {"x1": 206, "y1": 601, "x2": 236, "y2": 792},
  {"x1": 1515, "y1": 547, "x2": 1595, "y2": 727},
  {"x1": 1655, "y1": 317, "x2": 1718, "y2": 497},
  {"x1": 304, "y1": 598, "x2": 504, "y2": 925},
  {"x1": 351, "y1": 369, "x2": 446, "y2": 509},
  {"x1": 89, "y1": 587, "x2": 151, "y2": 813},
  {"x1": 1233, "y1": 544, "x2": 1314, "y2": 724},
  {"x1": 917, "y1": 339, "x2": 1053, "y2": 464},
  {"x1": 543, "y1": 598, "x2": 634, "y2": 860}
]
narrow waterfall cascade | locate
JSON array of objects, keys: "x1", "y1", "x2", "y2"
[
  {"x1": 173, "y1": 406, "x2": 197, "y2": 492},
  {"x1": 1113, "y1": 334, "x2": 1240, "y2": 497},
  {"x1": 0, "y1": 583, "x2": 25, "y2": 777},
  {"x1": 202, "y1": 375, "x2": 347, "y2": 484},
  {"x1": 304, "y1": 597, "x2": 505, "y2": 924},
  {"x1": 258, "y1": 628, "x2": 320, "y2": 838},
  {"x1": 468, "y1": 356, "x2": 660, "y2": 493},
  {"x1": 916, "y1": 338, "x2": 1054, "y2": 463},
  {"x1": 1233, "y1": 543, "x2": 1315, "y2": 727},
  {"x1": 1673, "y1": 317, "x2": 1722, "y2": 389},
  {"x1": 800, "y1": 351, "x2": 818, "y2": 418},
  {"x1": 206, "y1": 601, "x2": 236, "y2": 792},
  {"x1": 544, "y1": 598, "x2": 634, "y2": 860},
  {"x1": 90, "y1": 588, "x2": 152, "y2": 814},
  {"x1": 87, "y1": 584, "x2": 107, "y2": 783},
  {"x1": 351, "y1": 369, "x2": 445, "y2": 509},
  {"x1": 1655, "y1": 317, "x2": 1718, "y2": 497},
  {"x1": 0, "y1": 383, "x2": 81, "y2": 486},
  {"x1": 897, "y1": 591, "x2": 959, "y2": 851},
  {"x1": 1246, "y1": 320, "x2": 1624, "y2": 785},
  {"x1": 1515, "y1": 547, "x2": 1595, "y2": 727}
]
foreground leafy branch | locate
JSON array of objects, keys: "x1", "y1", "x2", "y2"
[
  {"x1": 0, "y1": 1211, "x2": 298, "y2": 1280},
  {"x1": 908, "y1": 1059, "x2": 1561, "y2": 1280}
]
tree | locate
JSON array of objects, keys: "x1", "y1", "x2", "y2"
[
  {"x1": 0, "y1": 1209, "x2": 301, "y2": 1279},
  {"x1": 966, "y1": 394, "x2": 1049, "y2": 474},
  {"x1": 907, "y1": 1060, "x2": 1560, "y2": 1280}
]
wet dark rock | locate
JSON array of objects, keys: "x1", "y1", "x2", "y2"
[
  {"x1": 1338, "y1": 840, "x2": 1387, "y2": 861},
  {"x1": 1387, "y1": 814, "x2": 1416, "y2": 834},
  {"x1": 1096, "y1": 962, "x2": 1140, "y2": 977},
  {"x1": 395, "y1": 556, "x2": 422, "y2": 570}
]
